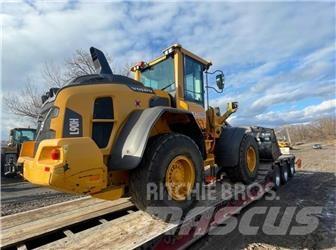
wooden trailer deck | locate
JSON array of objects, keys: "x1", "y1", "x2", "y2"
[{"x1": 0, "y1": 184, "x2": 269, "y2": 249}]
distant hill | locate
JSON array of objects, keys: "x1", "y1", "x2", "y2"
[{"x1": 276, "y1": 117, "x2": 336, "y2": 144}]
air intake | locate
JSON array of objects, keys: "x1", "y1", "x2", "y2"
[{"x1": 89, "y1": 47, "x2": 113, "y2": 75}]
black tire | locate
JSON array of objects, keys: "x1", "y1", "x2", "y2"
[
  {"x1": 223, "y1": 134, "x2": 260, "y2": 184},
  {"x1": 288, "y1": 160, "x2": 295, "y2": 178},
  {"x1": 280, "y1": 164, "x2": 289, "y2": 184},
  {"x1": 272, "y1": 165, "x2": 281, "y2": 190},
  {"x1": 129, "y1": 133, "x2": 203, "y2": 214}
]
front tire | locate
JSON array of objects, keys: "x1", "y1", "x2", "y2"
[
  {"x1": 129, "y1": 133, "x2": 203, "y2": 214},
  {"x1": 224, "y1": 134, "x2": 260, "y2": 184}
]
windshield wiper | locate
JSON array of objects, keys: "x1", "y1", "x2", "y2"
[{"x1": 161, "y1": 82, "x2": 175, "y2": 91}]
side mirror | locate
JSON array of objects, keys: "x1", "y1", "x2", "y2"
[{"x1": 216, "y1": 73, "x2": 225, "y2": 90}]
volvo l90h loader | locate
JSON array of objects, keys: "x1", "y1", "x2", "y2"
[{"x1": 17, "y1": 44, "x2": 280, "y2": 213}]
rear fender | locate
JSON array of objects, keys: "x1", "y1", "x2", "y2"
[{"x1": 109, "y1": 107, "x2": 205, "y2": 170}]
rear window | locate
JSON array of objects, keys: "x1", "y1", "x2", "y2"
[
  {"x1": 92, "y1": 97, "x2": 114, "y2": 148},
  {"x1": 93, "y1": 97, "x2": 114, "y2": 119}
]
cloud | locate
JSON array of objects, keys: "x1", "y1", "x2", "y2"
[
  {"x1": 250, "y1": 80, "x2": 334, "y2": 113},
  {"x1": 228, "y1": 98, "x2": 336, "y2": 127},
  {"x1": 1, "y1": 1, "x2": 335, "y2": 137},
  {"x1": 302, "y1": 99, "x2": 336, "y2": 116},
  {"x1": 212, "y1": 42, "x2": 335, "y2": 122},
  {"x1": 257, "y1": 99, "x2": 336, "y2": 125}
]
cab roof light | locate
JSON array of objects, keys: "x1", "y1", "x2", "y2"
[
  {"x1": 131, "y1": 61, "x2": 148, "y2": 72},
  {"x1": 162, "y1": 43, "x2": 181, "y2": 55}
]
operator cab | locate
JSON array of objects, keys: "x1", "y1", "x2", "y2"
[{"x1": 131, "y1": 44, "x2": 212, "y2": 109}]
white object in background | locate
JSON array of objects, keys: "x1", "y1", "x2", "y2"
[{"x1": 280, "y1": 147, "x2": 290, "y2": 155}]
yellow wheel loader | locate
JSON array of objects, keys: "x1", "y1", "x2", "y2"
[{"x1": 17, "y1": 44, "x2": 279, "y2": 213}]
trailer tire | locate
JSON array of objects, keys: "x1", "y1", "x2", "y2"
[
  {"x1": 280, "y1": 164, "x2": 289, "y2": 184},
  {"x1": 288, "y1": 160, "x2": 295, "y2": 178},
  {"x1": 223, "y1": 134, "x2": 259, "y2": 184},
  {"x1": 129, "y1": 133, "x2": 203, "y2": 215},
  {"x1": 272, "y1": 165, "x2": 281, "y2": 190}
]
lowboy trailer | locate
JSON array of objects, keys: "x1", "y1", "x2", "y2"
[{"x1": 2, "y1": 153, "x2": 297, "y2": 250}]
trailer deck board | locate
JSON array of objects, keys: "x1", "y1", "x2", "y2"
[
  {"x1": 37, "y1": 210, "x2": 175, "y2": 250},
  {"x1": 1, "y1": 197, "x2": 133, "y2": 248}
]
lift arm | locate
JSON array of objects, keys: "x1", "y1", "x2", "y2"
[
  {"x1": 206, "y1": 102, "x2": 239, "y2": 138},
  {"x1": 217, "y1": 102, "x2": 238, "y2": 125}
]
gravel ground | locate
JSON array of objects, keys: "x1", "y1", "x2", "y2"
[
  {"x1": 1, "y1": 178, "x2": 83, "y2": 216},
  {"x1": 189, "y1": 141, "x2": 336, "y2": 250}
]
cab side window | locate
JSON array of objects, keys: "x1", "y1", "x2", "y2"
[{"x1": 184, "y1": 56, "x2": 204, "y2": 105}]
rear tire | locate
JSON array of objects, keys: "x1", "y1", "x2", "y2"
[
  {"x1": 129, "y1": 133, "x2": 203, "y2": 214},
  {"x1": 223, "y1": 134, "x2": 260, "y2": 184}
]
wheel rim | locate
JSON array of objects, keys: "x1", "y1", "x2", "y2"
[
  {"x1": 246, "y1": 146, "x2": 257, "y2": 172},
  {"x1": 165, "y1": 155, "x2": 196, "y2": 201}
]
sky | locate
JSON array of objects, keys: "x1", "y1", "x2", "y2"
[{"x1": 1, "y1": 1, "x2": 335, "y2": 140}]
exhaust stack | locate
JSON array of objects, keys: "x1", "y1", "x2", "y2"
[{"x1": 89, "y1": 47, "x2": 113, "y2": 75}]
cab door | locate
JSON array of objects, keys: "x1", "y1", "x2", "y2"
[{"x1": 179, "y1": 54, "x2": 207, "y2": 129}]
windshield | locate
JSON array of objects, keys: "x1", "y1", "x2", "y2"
[
  {"x1": 140, "y1": 58, "x2": 175, "y2": 92},
  {"x1": 14, "y1": 130, "x2": 36, "y2": 143}
]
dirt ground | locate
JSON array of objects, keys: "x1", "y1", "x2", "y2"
[{"x1": 190, "y1": 141, "x2": 336, "y2": 250}]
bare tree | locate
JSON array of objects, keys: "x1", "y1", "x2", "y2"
[
  {"x1": 42, "y1": 49, "x2": 111, "y2": 88},
  {"x1": 118, "y1": 62, "x2": 132, "y2": 77},
  {"x1": 5, "y1": 48, "x2": 131, "y2": 119},
  {"x1": 63, "y1": 49, "x2": 101, "y2": 81},
  {"x1": 42, "y1": 62, "x2": 67, "y2": 88},
  {"x1": 277, "y1": 116, "x2": 336, "y2": 143},
  {"x1": 3, "y1": 79, "x2": 42, "y2": 119}
]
